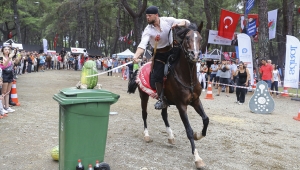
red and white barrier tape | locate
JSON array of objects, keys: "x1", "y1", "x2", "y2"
[{"x1": 208, "y1": 81, "x2": 299, "y2": 96}]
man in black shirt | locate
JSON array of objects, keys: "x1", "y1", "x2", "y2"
[{"x1": 60, "y1": 48, "x2": 66, "y2": 69}]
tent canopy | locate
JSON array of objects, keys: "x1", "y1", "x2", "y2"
[
  {"x1": 203, "y1": 49, "x2": 223, "y2": 60},
  {"x1": 112, "y1": 49, "x2": 134, "y2": 59},
  {"x1": 2, "y1": 39, "x2": 23, "y2": 50}
]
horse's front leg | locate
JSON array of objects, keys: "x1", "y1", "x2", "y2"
[
  {"x1": 161, "y1": 108, "x2": 175, "y2": 145},
  {"x1": 191, "y1": 98, "x2": 209, "y2": 141},
  {"x1": 176, "y1": 105, "x2": 205, "y2": 168}
]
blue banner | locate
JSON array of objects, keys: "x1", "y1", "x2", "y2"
[
  {"x1": 246, "y1": 0, "x2": 255, "y2": 14},
  {"x1": 235, "y1": 46, "x2": 239, "y2": 59},
  {"x1": 247, "y1": 19, "x2": 257, "y2": 36}
]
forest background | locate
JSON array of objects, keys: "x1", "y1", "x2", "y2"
[{"x1": 0, "y1": 0, "x2": 299, "y2": 67}]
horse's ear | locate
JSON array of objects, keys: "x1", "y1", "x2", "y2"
[{"x1": 198, "y1": 21, "x2": 203, "y2": 33}]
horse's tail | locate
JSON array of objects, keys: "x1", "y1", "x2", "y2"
[{"x1": 127, "y1": 70, "x2": 139, "y2": 94}]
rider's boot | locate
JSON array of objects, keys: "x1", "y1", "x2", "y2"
[{"x1": 154, "y1": 82, "x2": 168, "y2": 110}]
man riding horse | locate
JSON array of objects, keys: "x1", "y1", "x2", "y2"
[{"x1": 133, "y1": 6, "x2": 191, "y2": 110}]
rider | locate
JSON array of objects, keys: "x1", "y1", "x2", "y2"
[{"x1": 133, "y1": 6, "x2": 190, "y2": 110}]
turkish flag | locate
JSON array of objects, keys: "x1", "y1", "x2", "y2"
[{"x1": 218, "y1": 9, "x2": 240, "y2": 39}]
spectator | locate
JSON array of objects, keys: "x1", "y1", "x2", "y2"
[
  {"x1": 216, "y1": 59, "x2": 231, "y2": 96},
  {"x1": 39, "y1": 53, "x2": 46, "y2": 72},
  {"x1": 234, "y1": 61, "x2": 250, "y2": 105},
  {"x1": 107, "y1": 57, "x2": 112, "y2": 76},
  {"x1": 60, "y1": 48, "x2": 66, "y2": 69},
  {"x1": 210, "y1": 60, "x2": 218, "y2": 86},
  {"x1": 113, "y1": 58, "x2": 119, "y2": 73},
  {"x1": 215, "y1": 63, "x2": 221, "y2": 89},
  {"x1": 271, "y1": 64, "x2": 281, "y2": 98},
  {"x1": 0, "y1": 46, "x2": 15, "y2": 113},
  {"x1": 259, "y1": 58, "x2": 273, "y2": 91},
  {"x1": 199, "y1": 61, "x2": 208, "y2": 91}
]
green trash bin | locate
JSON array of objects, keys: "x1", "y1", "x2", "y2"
[{"x1": 53, "y1": 87, "x2": 119, "y2": 170}]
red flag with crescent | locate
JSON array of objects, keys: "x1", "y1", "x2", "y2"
[{"x1": 218, "y1": 9, "x2": 240, "y2": 39}]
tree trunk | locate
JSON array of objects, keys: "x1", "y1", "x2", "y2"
[
  {"x1": 280, "y1": 0, "x2": 295, "y2": 65},
  {"x1": 258, "y1": 0, "x2": 269, "y2": 59},
  {"x1": 202, "y1": 0, "x2": 212, "y2": 53},
  {"x1": 13, "y1": 0, "x2": 22, "y2": 43},
  {"x1": 111, "y1": 4, "x2": 121, "y2": 55},
  {"x1": 94, "y1": 0, "x2": 100, "y2": 49},
  {"x1": 121, "y1": 0, "x2": 147, "y2": 51}
]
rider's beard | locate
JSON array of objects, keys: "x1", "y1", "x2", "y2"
[{"x1": 148, "y1": 19, "x2": 155, "y2": 25}]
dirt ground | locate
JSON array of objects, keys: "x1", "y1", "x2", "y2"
[{"x1": 0, "y1": 69, "x2": 299, "y2": 170}]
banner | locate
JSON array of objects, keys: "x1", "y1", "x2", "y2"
[
  {"x1": 241, "y1": 14, "x2": 259, "y2": 30},
  {"x1": 246, "y1": 0, "x2": 255, "y2": 14},
  {"x1": 70, "y1": 47, "x2": 87, "y2": 54},
  {"x1": 247, "y1": 19, "x2": 257, "y2": 36},
  {"x1": 208, "y1": 30, "x2": 233, "y2": 45},
  {"x1": 43, "y1": 39, "x2": 48, "y2": 53},
  {"x1": 218, "y1": 9, "x2": 240, "y2": 39},
  {"x1": 268, "y1": 9, "x2": 278, "y2": 40},
  {"x1": 237, "y1": 33, "x2": 254, "y2": 85},
  {"x1": 284, "y1": 35, "x2": 300, "y2": 88},
  {"x1": 235, "y1": 46, "x2": 239, "y2": 59},
  {"x1": 53, "y1": 33, "x2": 58, "y2": 49}
]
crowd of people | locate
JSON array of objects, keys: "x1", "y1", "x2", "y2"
[
  {"x1": 196, "y1": 58, "x2": 284, "y2": 105},
  {"x1": 0, "y1": 43, "x2": 289, "y2": 118}
]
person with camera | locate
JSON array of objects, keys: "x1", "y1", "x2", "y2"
[
  {"x1": 0, "y1": 46, "x2": 16, "y2": 113},
  {"x1": 216, "y1": 59, "x2": 231, "y2": 97}
]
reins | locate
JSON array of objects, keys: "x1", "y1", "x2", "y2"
[{"x1": 169, "y1": 29, "x2": 197, "y2": 100}]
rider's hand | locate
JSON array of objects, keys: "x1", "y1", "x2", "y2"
[{"x1": 171, "y1": 23, "x2": 178, "y2": 29}]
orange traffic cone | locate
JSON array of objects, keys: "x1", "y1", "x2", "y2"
[
  {"x1": 281, "y1": 86, "x2": 289, "y2": 97},
  {"x1": 293, "y1": 108, "x2": 300, "y2": 121},
  {"x1": 205, "y1": 82, "x2": 214, "y2": 100},
  {"x1": 252, "y1": 78, "x2": 256, "y2": 90},
  {"x1": 11, "y1": 80, "x2": 20, "y2": 106}
]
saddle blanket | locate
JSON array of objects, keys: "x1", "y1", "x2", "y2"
[{"x1": 136, "y1": 62, "x2": 158, "y2": 99}]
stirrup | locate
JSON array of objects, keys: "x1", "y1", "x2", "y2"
[{"x1": 154, "y1": 99, "x2": 167, "y2": 110}]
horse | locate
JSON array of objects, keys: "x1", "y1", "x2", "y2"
[{"x1": 128, "y1": 24, "x2": 209, "y2": 168}]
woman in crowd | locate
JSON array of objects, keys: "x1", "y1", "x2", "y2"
[
  {"x1": 234, "y1": 61, "x2": 250, "y2": 105},
  {"x1": 271, "y1": 64, "x2": 281, "y2": 98},
  {"x1": 198, "y1": 61, "x2": 208, "y2": 91},
  {"x1": 0, "y1": 46, "x2": 16, "y2": 112},
  {"x1": 215, "y1": 63, "x2": 221, "y2": 89}
]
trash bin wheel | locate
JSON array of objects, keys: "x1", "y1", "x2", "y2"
[{"x1": 99, "y1": 162, "x2": 110, "y2": 170}]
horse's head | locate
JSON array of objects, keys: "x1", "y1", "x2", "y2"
[{"x1": 176, "y1": 24, "x2": 202, "y2": 63}]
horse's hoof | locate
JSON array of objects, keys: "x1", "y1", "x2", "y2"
[
  {"x1": 168, "y1": 138, "x2": 175, "y2": 145},
  {"x1": 193, "y1": 132, "x2": 204, "y2": 140},
  {"x1": 195, "y1": 159, "x2": 206, "y2": 169},
  {"x1": 144, "y1": 136, "x2": 153, "y2": 143}
]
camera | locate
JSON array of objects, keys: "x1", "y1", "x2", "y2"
[{"x1": 0, "y1": 57, "x2": 3, "y2": 60}]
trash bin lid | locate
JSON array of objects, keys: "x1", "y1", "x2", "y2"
[{"x1": 53, "y1": 87, "x2": 120, "y2": 105}]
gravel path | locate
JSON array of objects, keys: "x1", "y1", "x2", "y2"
[{"x1": 0, "y1": 69, "x2": 299, "y2": 170}]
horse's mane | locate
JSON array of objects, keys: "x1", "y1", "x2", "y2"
[{"x1": 175, "y1": 23, "x2": 197, "y2": 40}]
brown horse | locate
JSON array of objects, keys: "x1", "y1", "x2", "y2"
[{"x1": 128, "y1": 24, "x2": 209, "y2": 168}]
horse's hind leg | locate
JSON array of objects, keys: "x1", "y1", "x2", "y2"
[
  {"x1": 191, "y1": 98, "x2": 209, "y2": 141},
  {"x1": 139, "y1": 88, "x2": 152, "y2": 142},
  {"x1": 161, "y1": 108, "x2": 175, "y2": 145}
]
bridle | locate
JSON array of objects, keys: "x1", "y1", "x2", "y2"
[{"x1": 169, "y1": 29, "x2": 202, "y2": 102}]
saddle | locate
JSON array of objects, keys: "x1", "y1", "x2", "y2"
[{"x1": 136, "y1": 46, "x2": 180, "y2": 98}]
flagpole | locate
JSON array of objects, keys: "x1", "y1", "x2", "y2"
[{"x1": 244, "y1": 0, "x2": 260, "y2": 83}]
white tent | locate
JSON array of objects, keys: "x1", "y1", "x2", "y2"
[
  {"x1": 112, "y1": 49, "x2": 134, "y2": 59},
  {"x1": 203, "y1": 49, "x2": 222, "y2": 60},
  {"x1": 3, "y1": 39, "x2": 23, "y2": 50}
]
